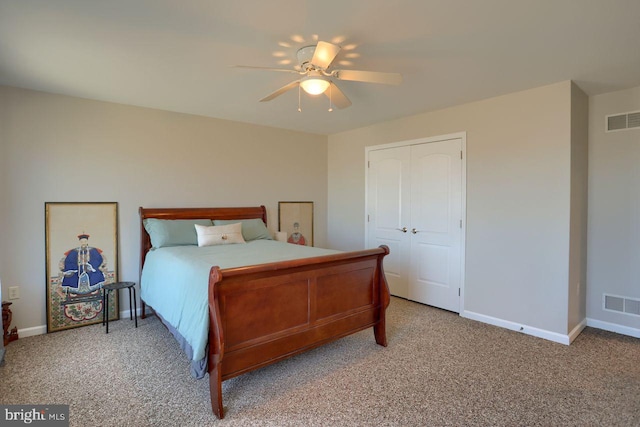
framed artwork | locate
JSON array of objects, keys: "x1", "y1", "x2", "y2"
[
  {"x1": 278, "y1": 201, "x2": 314, "y2": 247},
  {"x1": 45, "y1": 202, "x2": 119, "y2": 332}
]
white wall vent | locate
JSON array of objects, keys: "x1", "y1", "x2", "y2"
[
  {"x1": 603, "y1": 294, "x2": 640, "y2": 316},
  {"x1": 606, "y1": 110, "x2": 640, "y2": 132},
  {"x1": 628, "y1": 112, "x2": 640, "y2": 129}
]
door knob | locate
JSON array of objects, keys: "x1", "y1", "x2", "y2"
[
  {"x1": 411, "y1": 228, "x2": 418, "y2": 234},
  {"x1": 397, "y1": 227, "x2": 408, "y2": 233}
]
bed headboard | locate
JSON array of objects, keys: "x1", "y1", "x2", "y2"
[{"x1": 138, "y1": 205, "x2": 268, "y2": 276}]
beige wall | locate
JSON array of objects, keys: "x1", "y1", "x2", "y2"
[
  {"x1": 0, "y1": 95, "x2": 7, "y2": 298},
  {"x1": 328, "y1": 81, "x2": 576, "y2": 337},
  {"x1": 0, "y1": 85, "x2": 328, "y2": 331},
  {"x1": 4, "y1": 80, "x2": 637, "y2": 340},
  {"x1": 587, "y1": 85, "x2": 640, "y2": 333},
  {"x1": 568, "y1": 83, "x2": 589, "y2": 332}
]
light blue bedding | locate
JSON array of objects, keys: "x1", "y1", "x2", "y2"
[{"x1": 141, "y1": 240, "x2": 340, "y2": 377}]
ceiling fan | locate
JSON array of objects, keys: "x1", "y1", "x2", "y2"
[{"x1": 235, "y1": 41, "x2": 402, "y2": 110}]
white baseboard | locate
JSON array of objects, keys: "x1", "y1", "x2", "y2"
[
  {"x1": 461, "y1": 310, "x2": 572, "y2": 345},
  {"x1": 586, "y1": 318, "x2": 640, "y2": 339},
  {"x1": 118, "y1": 307, "x2": 142, "y2": 320},
  {"x1": 17, "y1": 325, "x2": 47, "y2": 338},
  {"x1": 19, "y1": 312, "x2": 638, "y2": 343},
  {"x1": 16, "y1": 308, "x2": 142, "y2": 338}
]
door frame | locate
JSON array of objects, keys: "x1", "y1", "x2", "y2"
[{"x1": 364, "y1": 131, "x2": 467, "y2": 313}]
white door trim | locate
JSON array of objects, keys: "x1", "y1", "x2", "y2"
[{"x1": 365, "y1": 132, "x2": 467, "y2": 314}]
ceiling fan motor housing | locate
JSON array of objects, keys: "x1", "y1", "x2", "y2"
[{"x1": 297, "y1": 45, "x2": 318, "y2": 70}]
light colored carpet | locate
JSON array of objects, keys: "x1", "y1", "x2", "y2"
[{"x1": 1, "y1": 297, "x2": 638, "y2": 426}]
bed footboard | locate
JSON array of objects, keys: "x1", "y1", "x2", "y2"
[{"x1": 207, "y1": 245, "x2": 390, "y2": 419}]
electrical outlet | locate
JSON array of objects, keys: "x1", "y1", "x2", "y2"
[{"x1": 8, "y1": 286, "x2": 20, "y2": 300}]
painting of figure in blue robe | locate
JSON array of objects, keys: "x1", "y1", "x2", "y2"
[
  {"x1": 46, "y1": 202, "x2": 118, "y2": 332},
  {"x1": 58, "y1": 233, "x2": 107, "y2": 298}
]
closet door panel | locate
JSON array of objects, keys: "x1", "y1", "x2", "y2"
[
  {"x1": 367, "y1": 146, "x2": 411, "y2": 298},
  {"x1": 409, "y1": 140, "x2": 462, "y2": 312}
]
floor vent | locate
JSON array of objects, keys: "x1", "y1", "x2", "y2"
[
  {"x1": 603, "y1": 294, "x2": 640, "y2": 316},
  {"x1": 606, "y1": 111, "x2": 640, "y2": 132}
]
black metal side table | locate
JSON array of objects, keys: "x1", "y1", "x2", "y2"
[{"x1": 102, "y1": 281, "x2": 137, "y2": 334}]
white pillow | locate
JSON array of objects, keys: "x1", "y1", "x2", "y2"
[{"x1": 194, "y1": 223, "x2": 245, "y2": 247}]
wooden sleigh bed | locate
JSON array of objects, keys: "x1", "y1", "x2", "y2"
[{"x1": 138, "y1": 206, "x2": 390, "y2": 418}]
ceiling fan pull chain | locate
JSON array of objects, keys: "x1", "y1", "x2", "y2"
[
  {"x1": 298, "y1": 81, "x2": 302, "y2": 112},
  {"x1": 328, "y1": 84, "x2": 333, "y2": 112}
]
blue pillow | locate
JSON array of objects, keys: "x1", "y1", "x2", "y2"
[
  {"x1": 212, "y1": 218, "x2": 273, "y2": 241},
  {"x1": 143, "y1": 218, "x2": 213, "y2": 248}
]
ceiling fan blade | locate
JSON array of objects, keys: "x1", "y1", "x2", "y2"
[
  {"x1": 259, "y1": 80, "x2": 300, "y2": 102},
  {"x1": 312, "y1": 41, "x2": 341, "y2": 69},
  {"x1": 324, "y1": 82, "x2": 352, "y2": 109},
  {"x1": 335, "y1": 69, "x2": 403, "y2": 85},
  {"x1": 234, "y1": 65, "x2": 300, "y2": 75}
]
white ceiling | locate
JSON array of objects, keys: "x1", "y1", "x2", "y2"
[{"x1": 1, "y1": 0, "x2": 639, "y2": 135}]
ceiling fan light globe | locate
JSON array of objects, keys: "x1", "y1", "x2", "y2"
[{"x1": 300, "y1": 77, "x2": 330, "y2": 95}]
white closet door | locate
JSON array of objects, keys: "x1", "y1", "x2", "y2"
[
  {"x1": 367, "y1": 146, "x2": 411, "y2": 298},
  {"x1": 408, "y1": 139, "x2": 462, "y2": 312}
]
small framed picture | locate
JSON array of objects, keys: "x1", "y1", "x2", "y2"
[
  {"x1": 278, "y1": 201, "x2": 313, "y2": 247},
  {"x1": 45, "y1": 202, "x2": 119, "y2": 332}
]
